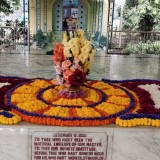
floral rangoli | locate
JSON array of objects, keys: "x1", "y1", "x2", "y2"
[{"x1": 0, "y1": 76, "x2": 160, "y2": 127}]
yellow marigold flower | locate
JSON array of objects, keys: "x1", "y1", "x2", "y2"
[
  {"x1": 51, "y1": 79, "x2": 57, "y2": 85},
  {"x1": 0, "y1": 116, "x2": 5, "y2": 124},
  {"x1": 155, "y1": 120, "x2": 160, "y2": 127},
  {"x1": 76, "y1": 98, "x2": 87, "y2": 106},
  {"x1": 44, "y1": 106, "x2": 69, "y2": 117},
  {"x1": 143, "y1": 118, "x2": 148, "y2": 126},
  {"x1": 76, "y1": 107, "x2": 101, "y2": 118},
  {"x1": 54, "y1": 98, "x2": 87, "y2": 106},
  {"x1": 85, "y1": 89, "x2": 99, "y2": 102},
  {"x1": 8, "y1": 118, "x2": 13, "y2": 125},
  {"x1": 146, "y1": 118, "x2": 152, "y2": 126},
  {"x1": 63, "y1": 99, "x2": 71, "y2": 105},
  {"x1": 131, "y1": 119, "x2": 136, "y2": 127},
  {"x1": 11, "y1": 93, "x2": 36, "y2": 103},
  {"x1": 55, "y1": 85, "x2": 65, "y2": 91},
  {"x1": 140, "y1": 118, "x2": 144, "y2": 125},
  {"x1": 17, "y1": 100, "x2": 48, "y2": 112},
  {"x1": 12, "y1": 116, "x2": 20, "y2": 124},
  {"x1": 53, "y1": 98, "x2": 64, "y2": 105},
  {"x1": 30, "y1": 80, "x2": 50, "y2": 88},
  {"x1": 96, "y1": 102, "x2": 125, "y2": 114},
  {"x1": 122, "y1": 120, "x2": 128, "y2": 127},
  {"x1": 70, "y1": 98, "x2": 76, "y2": 104},
  {"x1": 152, "y1": 120, "x2": 156, "y2": 126},
  {"x1": 14, "y1": 85, "x2": 39, "y2": 94},
  {"x1": 0, "y1": 111, "x2": 21, "y2": 125},
  {"x1": 135, "y1": 118, "x2": 141, "y2": 126},
  {"x1": 107, "y1": 96, "x2": 130, "y2": 106},
  {"x1": 116, "y1": 117, "x2": 120, "y2": 125},
  {"x1": 118, "y1": 119, "x2": 123, "y2": 127},
  {"x1": 92, "y1": 82, "x2": 111, "y2": 90},
  {"x1": 104, "y1": 88, "x2": 127, "y2": 96},
  {"x1": 43, "y1": 89, "x2": 58, "y2": 101},
  {"x1": 127, "y1": 120, "x2": 132, "y2": 127}
]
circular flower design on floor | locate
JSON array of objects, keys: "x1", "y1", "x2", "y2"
[{"x1": 6, "y1": 79, "x2": 138, "y2": 126}]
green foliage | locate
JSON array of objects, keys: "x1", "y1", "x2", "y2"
[
  {"x1": 0, "y1": 0, "x2": 20, "y2": 15},
  {"x1": 137, "y1": 41, "x2": 155, "y2": 54},
  {"x1": 123, "y1": 7, "x2": 140, "y2": 30},
  {"x1": 138, "y1": 12, "x2": 156, "y2": 31},
  {"x1": 36, "y1": 29, "x2": 48, "y2": 48},
  {"x1": 154, "y1": 25, "x2": 160, "y2": 31},
  {"x1": 123, "y1": 45, "x2": 138, "y2": 54},
  {"x1": 47, "y1": 30, "x2": 55, "y2": 43},
  {"x1": 152, "y1": 41, "x2": 160, "y2": 54},
  {"x1": 99, "y1": 35, "x2": 107, "y2": 47},
  {"x1": 35, "y1": 30, "x2": 57, "y2": 48},
  {"x1": 123, "y1": 0, "x2": 160, "y2": 31},
  {"x1": 123, "y1": 40, "x2": 160, "y2": 54},
  {"x1": 125, "y1": 0, "x2": 139, "y2": 8}
]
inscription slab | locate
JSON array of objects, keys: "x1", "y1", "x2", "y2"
[{"x1": 31, "y1": 131, "x2": 108, "y2": 160}]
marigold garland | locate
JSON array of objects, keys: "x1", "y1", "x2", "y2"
[
  {"x1": 0, "y1": 77, "x2": 158, "y2": 127},
  {"x1": 116, "y1": 114, "x2": 160, "y2": 127},
  {"x1": 5, "y1": 79, "x2": 136, "y2": 126},
  {"x1": 0, "y1": 110, "x2": 21, "y2": 125},
  {"x1": 102, "y1": 79, "x2": 160, "y2": 127}
]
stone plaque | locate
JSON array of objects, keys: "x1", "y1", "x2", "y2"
[{"x1": 31, "y1": 131, "x2": 108, "y2": 160}]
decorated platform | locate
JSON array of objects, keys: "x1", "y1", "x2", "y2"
[{"x1": 0, "y1": 76, "x2": 160, "y2": 127}]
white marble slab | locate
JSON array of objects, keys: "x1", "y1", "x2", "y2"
[
  {"x1": 0, "y1": 125, "x2": 159, "y2": 160},
  {"x1": 0, "y1": 127, "x2": 28, "y2": 160},
  {"x1": 29, "y1": 131, "x2": 108, "y2": 160},
  {"x1": 111, "y1": 128, "x2": 160, "y2": 160}
]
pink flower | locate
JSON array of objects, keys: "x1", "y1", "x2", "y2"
[
  {"x1": 69, "y1": 59, "x2": 80, "y2": 72},
  {"x1": 62, "y1": 60, "x2": 72, "y2": 70},
  {"x1": 63, "y1": 68, "x2": 75, "y2": 88},
  {"x1": 63, "y1": 69, "x2": 73, "y2": 79},
  {"x1": 64, "y1": 81, "x2": 71, "y2": 88},
  {"x1": 52, "y1": 43, "x2": 64, "y2": 65},
  {"x1": 75, "y1": 58, "x2": 80, "y2": 66}
]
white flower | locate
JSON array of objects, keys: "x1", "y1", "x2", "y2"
[
  {"x1": 139, "y1": 84, "x2": 160, "y2": 109},
  {"x1": 0, "y1": 82, "x2": 11, "y2": 88}
]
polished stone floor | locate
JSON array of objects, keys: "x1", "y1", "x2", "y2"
[
  {"x1": 0, "y1": 50, "x2": 160, "y2": 160},
  {"x1": 0, "y1": 50, "x2": 160, "y2": 80}
]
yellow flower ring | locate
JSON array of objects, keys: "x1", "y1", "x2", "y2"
[
  {"x1": 6, "y1": 79, "x2": 138, "y2": 126},
  {"x1": 0, "y1": 110, "x2": 21, "y2": 125}
]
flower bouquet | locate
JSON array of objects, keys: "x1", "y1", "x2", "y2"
[{"x1": 52, "y1": 29, "x2": 96, "y2": 97}]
